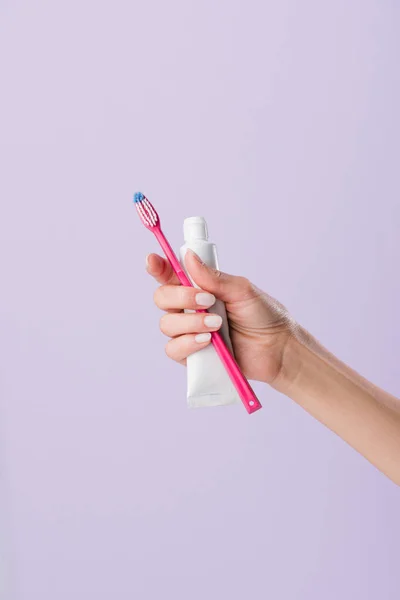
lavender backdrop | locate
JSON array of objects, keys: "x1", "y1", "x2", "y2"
[{"x1": 0, "y1": 1, "x2": 399, "y2": 599}]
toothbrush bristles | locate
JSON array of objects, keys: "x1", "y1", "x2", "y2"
[
  {"x1": 134, "y1": 192, "x2": 145, "y2": 203},
  {"x1": 133, "y1": 192, "x2": 159, "y2": 229}
]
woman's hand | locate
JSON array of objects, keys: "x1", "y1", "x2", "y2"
[
  {"x1": 146, "y1": 249, "x2": 400, "y2": 485},
  {"x1": 146, "y1": 250, "x2": 294, "y2": 387}
]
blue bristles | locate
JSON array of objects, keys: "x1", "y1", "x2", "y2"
[{"x1": 133, "y1": 192, "x2": 145, "y2": 203}]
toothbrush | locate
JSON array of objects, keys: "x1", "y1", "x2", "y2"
[{"x1": 134, "y1": 192, "x2": 262, "y2": 415}]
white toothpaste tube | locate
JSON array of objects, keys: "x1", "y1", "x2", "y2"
[{"x1": 179, "y1": 217, "x2": 240, "y2": 408}]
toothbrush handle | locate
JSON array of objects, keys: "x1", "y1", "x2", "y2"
[
  {"x1": 210, "y1": 331, "x2": 262, "y2": 414},
  {"x1": 154, "y1": 227, "x2": 262, "y2": 414},
  {"x1": 154, "y1": 228, "x2": 193, "y2": 286}
]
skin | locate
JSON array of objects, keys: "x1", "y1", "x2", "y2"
[{"x1": 147, "y1": 250, "x2": 400, "y2": 486}]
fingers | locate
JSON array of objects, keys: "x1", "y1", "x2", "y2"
[
  {"x1": 165, "y1": 332, "x2": 212, "y2": 364},
  {"x1": 146, "y1": 253, "x2": 180, "y2": 285},
  {"x1": 147, "y1": 251, "x2": 257, "y2": 311},
  {"x1": 160, "y1": 312, "x2": 223, "y2": 337},
  {"x1": 146, "y1": 251, "x2": 256, "y2": 367},
  {"x1": 154, "y1": 285, "x2": 216, "y2": 311},
  {"x1": 184, "y1": 250, "x2": 257, "y2": 304}
]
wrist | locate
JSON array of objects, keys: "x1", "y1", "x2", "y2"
[{"x1": 270, "y1": 326, "x2": 312, "y2": 396}]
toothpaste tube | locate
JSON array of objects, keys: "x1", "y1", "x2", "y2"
[{"x1": 179, "y1": 217, "x2": 240, "y2": 408}]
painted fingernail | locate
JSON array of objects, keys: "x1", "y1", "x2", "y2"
[
  {"x1": 195, "y1": 292, "x2": 215, "y2": 307},
  {"x1": 204, "y1": 315, "x2": 222, "y2": 329},
  {"x1": 195, "y1": 333, "x2": 212, "y2": 343}
]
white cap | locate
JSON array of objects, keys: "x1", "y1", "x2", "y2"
[{"x1": 183, "y1": 216, "x2": 208, "y2": 242}]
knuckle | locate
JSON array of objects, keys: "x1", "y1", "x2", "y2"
[
  {"x1": 165, "y1": 341, "x2": 177, "y2": 361},
  {"x1": 159, "y1": 314, "x2": 169, "y2": 335},
  {"x1": 239, "y1": 276, "x2": 253, "y2": 293},
  {"x1": 153, "y1": 286, "x2": 163, "y2": 307},
  {"x1": 165, "y1": 342, "x2": 173, "y2": 359}
]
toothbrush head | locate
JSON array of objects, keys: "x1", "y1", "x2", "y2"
[{"x1": 133, "y1": 192, "x2": 159, "y2": 229}]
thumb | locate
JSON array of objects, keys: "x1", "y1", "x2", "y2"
[{"x1": 184, "y1": 250, "x2": 256, "y2": 304}]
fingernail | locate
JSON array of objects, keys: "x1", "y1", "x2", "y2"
[
  {"x1": 204, "y1": 315, "x2": 222, "y2": 329},
  {"x1": 145, "y1": 254, "x2": 150, "y2": 269},
  {"x1": 195, "y1": 333, "x2": 211, "y2": 343},
  {"x1": 195, "y1": 292, "x2": 216, "y2": 307}
]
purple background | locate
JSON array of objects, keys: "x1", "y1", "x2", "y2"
[{"x1": 1, "y1": 1, "x2": 399, "y2": 599}]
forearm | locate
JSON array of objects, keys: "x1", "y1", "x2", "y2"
[{"x1": 274, "y1": 328, "x2": 400, "y2": 485}]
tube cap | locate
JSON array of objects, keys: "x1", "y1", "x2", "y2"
[{"x1": 183, "y1": 216, "x2": 208, "y2": 242}]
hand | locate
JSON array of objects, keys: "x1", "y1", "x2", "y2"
[
  {"x1": 146, "y1": 250, "x2": 294, "y2": 386},
  {"x1": 146, "y1": 250, "x2": 400, "y2": 485}
]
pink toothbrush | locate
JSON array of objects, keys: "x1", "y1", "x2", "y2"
[{"x1": 134, "y1": 192, "x2": 262, "y2": 415}]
